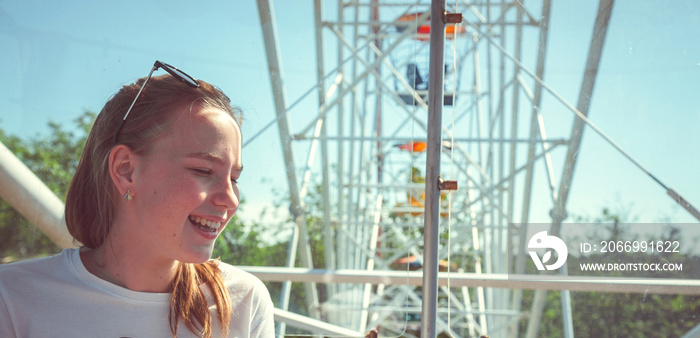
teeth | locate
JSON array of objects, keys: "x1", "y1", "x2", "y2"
[{"x1": 189, "y1": 216, "x2": 222, "y2": 230}]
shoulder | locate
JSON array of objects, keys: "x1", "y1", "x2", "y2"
[
  {"x1": 212, "y1": 261, "x2": 273, "y2": 312},
  {"x1": 213, "y1": 261, "x2": 275, "y2": 336},
  {"x1": 213, "y1": 261, "x2": 273, "y2": 311},
  {"x1": 215, "y1": 261, "x2": 270, "y2": 297},
  {"x1": 0, "y1": 249, "x2": 79, "y2": 338},
  {"x1": 0, "y1": 249, "x2": 80, "y2": 305},
  {"x1": 0, "y1": 249, "x2": 74, "y2": 282}
]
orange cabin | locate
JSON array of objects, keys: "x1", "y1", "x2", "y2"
[{"x1": 395, "y1": 12, "x2": 466, "y2": 41}]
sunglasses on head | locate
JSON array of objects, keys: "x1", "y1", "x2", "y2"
[{"x1": 112, "y1": 61, "x2": 199, "y2": 144}]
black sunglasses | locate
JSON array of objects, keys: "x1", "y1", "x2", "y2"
[{"x1": 112, "y1": 61, "x2": 200, "y2": 144}]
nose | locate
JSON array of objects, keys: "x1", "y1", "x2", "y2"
[{"x1": 213, "y1": 177, "x2": 239, "y2": 212}]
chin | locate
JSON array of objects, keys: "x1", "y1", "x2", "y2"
[{"x1": 179, "y1": 246, "x2": 216, "y2": 264}]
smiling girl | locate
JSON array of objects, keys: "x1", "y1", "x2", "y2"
[{"x1": 0, "y1": 62, "x2": 274, "y2": 337}]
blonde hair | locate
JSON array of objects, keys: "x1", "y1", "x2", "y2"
[{"x1": 65, "y1": 74, "x2": 239, "y2": 337}]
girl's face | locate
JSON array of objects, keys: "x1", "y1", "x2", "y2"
[{"x1": 129, "y1": 106, "x2": 242, "y2": 264}]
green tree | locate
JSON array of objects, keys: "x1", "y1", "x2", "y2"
[{"x1": 0, "y1": 112, "x2": 94, "y2": 262}]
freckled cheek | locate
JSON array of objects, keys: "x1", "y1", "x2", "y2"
[{"x1": 171, "y1": 180, "x2": 208, "y2": 201}]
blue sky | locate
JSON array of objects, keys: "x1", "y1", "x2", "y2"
[{"x1": 1, "y1": 0, "x2": 699, "y2": 229}]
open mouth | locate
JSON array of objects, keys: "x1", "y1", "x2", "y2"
[{"x1": 189, "y1": 216, "x2": 222, "y2": 233}]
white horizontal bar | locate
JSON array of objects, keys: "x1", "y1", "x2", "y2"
[
  {"x1": 241, "y1": 266, "x2": 700, "y2": 295},
  {"x1": 273, "y1": 308, "x2": 363, "y2": 337}
]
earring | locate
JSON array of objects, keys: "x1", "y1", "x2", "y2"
[{"x1": 123, "y1": 189, "x2": 133, "y2": 201}]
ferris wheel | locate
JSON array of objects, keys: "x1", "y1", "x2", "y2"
[
  {"x1": 256, "y1": 0, "x2": 596, "y2": 336},
  {"x1": 252, "y1": 0, "x2": 699, "y2": 337}
]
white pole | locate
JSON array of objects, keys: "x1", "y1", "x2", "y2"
[{"x1": 0, "y1": 141, "x2": 73, "y2": 249}]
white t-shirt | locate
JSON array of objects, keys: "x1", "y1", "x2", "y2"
[{"x1": 0, "y1": 248, "x2": 275, "y2": 337}]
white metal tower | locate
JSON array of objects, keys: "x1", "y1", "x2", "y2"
[{"x1": 256, "y1": 0, "x2": 615, "y2": 336}]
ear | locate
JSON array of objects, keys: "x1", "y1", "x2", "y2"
[{"x1": 108, "y1": 145, "x2": 136, "y2": 198}]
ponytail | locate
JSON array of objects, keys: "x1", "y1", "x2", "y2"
[{"x1": 169, "y1": 261, "x2": 232, "y2": 337}]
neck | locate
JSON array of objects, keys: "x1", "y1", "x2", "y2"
[{"x1": 81, "y1": 237, "x2": 178, "y2": 293}]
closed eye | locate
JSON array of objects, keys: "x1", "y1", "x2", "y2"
[{"x1": 192, "y1": 168, "x2": 212, "y2": 176}]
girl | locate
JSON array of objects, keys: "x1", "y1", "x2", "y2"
[{"x1": 0, "y1": 61, "x2": 274, "y2": 337}]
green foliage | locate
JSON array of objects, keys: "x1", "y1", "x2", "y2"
[
  {"x1": 519, "y1": 288, "x2": 700, "y2": 337},
  {"x1": 0, "y1": 112, "x2": 95, "y2": 262},
  {"x1": 213, "y1": 205, "x2": 280, "y2": 267}
]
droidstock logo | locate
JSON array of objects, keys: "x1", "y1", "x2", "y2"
[{"x1": 528, "y1": 231, "x2": 568, "y2": 271}]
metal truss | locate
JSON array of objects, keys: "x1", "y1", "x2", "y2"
[{"x1": 256, "y1": 0, "x2": 615, "y2": 336}]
